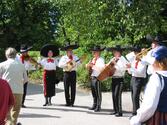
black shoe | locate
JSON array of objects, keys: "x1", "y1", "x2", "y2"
[
  {"x1": 65, "y1": 103, "x2": 71, "y2": 106},
  {"x1": 110, "y1": 112, "x2": 117, "y2": 115},
  {"x1": 115, "y1": 113, "x2": 123, "y2": 117},
  {"x1": 17, "y1": 123, "x2": 22, "y2": 125},
  {"x1": 43, "y1": 103, "x2": 48, "y2": 106},
  {"x1": 21, "y1": 105, "x2": 26, "y2": 108},
  {"x1": 89, "y1": 106, "x2": 96, "y2": 110},
  {"x1": 94, "y1": 107, "x2": 101, "y2": 112}
]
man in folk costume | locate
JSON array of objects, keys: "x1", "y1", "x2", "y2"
[
  {"x1": 17, "y1": 44, "x2": 34, "y2": 108},
  {"x1": 106, "y1": 45, "x2": 128, "y2": 117},
  {"x1": 126, "y1": 46, "x2": 147, "y2": 116},
  {"x1": 39, "y1": 44, "x2": 59, "y2": 106},
  {"x1": 130, "y1": 46, "x2": 167, "y2": 125},
  {"x1": 58, "y1": 42, "x2": 80, "y2": 106},
  {"x1": 86, "y1": 46, "x2": 105, "y2": 112},
  {"x1": 142, "y1": 36, "x2": 163, "y2": 75}
]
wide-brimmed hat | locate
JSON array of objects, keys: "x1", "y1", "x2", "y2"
[
  {"x1": 40, "y1": 44, "x2": 59, "y2": 57},
  {"x1": 60, "y1": 40, "x2": 79, "y2": 51},
  {"x1": 106, "y1": 45, "x2": 125, "y2": 52},
  {"x1": 90, "y1": 45, "x2": 105, "y2": 51},
  {"x1": 132, "y1": 46, "x2": 141, "y2": 52},
  {"x1": 20, "y1": 44, "x2": 32, "y2": 53}
]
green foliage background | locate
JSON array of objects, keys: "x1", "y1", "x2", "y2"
[{"x1": 1, "y1": 0, "x2": 167, "y2": 91}]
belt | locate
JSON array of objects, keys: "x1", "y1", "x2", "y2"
[{"x1": 112, "y1": 76, "x2": 123, "y2": 79}]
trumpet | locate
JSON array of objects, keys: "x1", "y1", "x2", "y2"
[{"x1": 136, "y1": 47, "x2": 152, "y2": 59}]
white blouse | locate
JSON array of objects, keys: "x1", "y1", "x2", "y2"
[
  {"x1": 130, "y1": 71, "x2": 167, "y2": 125},
  {"x1": 40, "y1": 58, "x2": 58, "y2": 70},
  {"x1": 113, "y1": 56, "x2": 128, "y2": 77},
  {"x1": 91, "y1": 57, "x2": 105, "y2": 77}
]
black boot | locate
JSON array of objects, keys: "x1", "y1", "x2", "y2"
[
  {"x1": 43, "y1": 97, "x2": 49, "y2": 106},
  {"x1": 94, "y1": 105, "x2": 101, "y2": 112},
  {"x1": 48, "y1": 97, "x2": 52, "y2": 106}
]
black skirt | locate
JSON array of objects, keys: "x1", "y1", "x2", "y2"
[{"x1": 43, "y1": 70, "x2": 56, "y2": 97}]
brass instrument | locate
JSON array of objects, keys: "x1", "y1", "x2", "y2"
[{"x1": 136, "y1": 47, "x2": 152, "y2": 59}]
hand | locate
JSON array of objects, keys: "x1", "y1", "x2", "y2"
[
  {"x1": 86, "y1": 63, "x2": 93, "y2": 69},
  {"x1": 126, "y1": 63, "x2": 131, "y2": 68}
]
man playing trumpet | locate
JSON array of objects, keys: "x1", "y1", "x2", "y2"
[
  {"x1": 86, "y1": 45, "x2": 105, "y2": 112},
  {"x1": 126, "y1": 46, "x2": 147, "y2": 116}
]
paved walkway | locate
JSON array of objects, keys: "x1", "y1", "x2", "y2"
[{"x1": 18, "y1": 83, "x2": 132, "y2": 125}]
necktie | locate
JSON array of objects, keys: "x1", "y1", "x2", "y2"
[
  {"x1": 69, "y1": 55, "x2": 73, "y2": 60},
  {"x1": 47, "y1": 58, "x2": 54, "y2": 63},
  {"x1": 135, "y1": 60, "x2": 139, "y2": 69}
]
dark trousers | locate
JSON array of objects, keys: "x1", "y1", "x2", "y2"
[
  {"x1": 22, "y1": 82, "x2": 28, "y2": 105},
  {"x1": 111, "y1": 77, "x2": 123, "y2": 113},
  {"x1": 22, "y1": 71, "x2": 28, "y2": 105},
  {"x1": 90, "y1": 77, "x2": 102, "y2": 108},
  {"x1": 131, "y1": 76, "x2": 146, "y2": 114},
  {"x1": 63, "y1": 71, "x2": 76, "y2": 105}
]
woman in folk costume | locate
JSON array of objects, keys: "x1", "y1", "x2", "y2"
[
  {"x1": 106, "y1": 45, "x2": 128, "y2": 117},
  {"x1": 86, "y1": 45, "x2": 105, "y2": 112},
  {"x1": 58, "y1": 41, "x2": 80, "y2": 107},
  {"x1": 130, "y1": 46, "x2": 167, "y2": 125},
  {"x1": 39, "y1": 44, "x2": 59, "y2": 106}
]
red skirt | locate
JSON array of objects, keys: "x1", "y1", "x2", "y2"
[{"x1": 145, "y1": 111, "x2": 167, "y2": 125}]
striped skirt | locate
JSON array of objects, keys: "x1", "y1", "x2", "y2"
[{"x1": 144, "y1": 111, "x2": 167, "y2": 125}]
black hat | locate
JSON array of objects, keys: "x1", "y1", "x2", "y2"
[
  {"x1": 90, "y1": 45, "x2": 105, "y2": 51},
  {"x1": 106, "y1": 45, "x2": 124, "y2": 52},
  {"x1": 152, "y1": 36, "x2": 162, "y2": 43},
  {"x1": 132, "y1": 46, "x2": 141, "y2": 52},
  {"x1": 60, "y1": 40, "x2": 79, "y2": 51},
  {"x1": 40, "y1": 44, "x2": 59, "y2": 57},
  {"x1": 20, "y1": 44, "x2": 32, "y2": 53}
]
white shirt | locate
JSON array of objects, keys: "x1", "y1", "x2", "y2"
[
  {"x1": 130, "y1": 71, "x2": 167, "y2": 125},
  {"x1": 58, "y1": 55, "x2": 80, "y2": 71},
  {"x1": 142, "y1": 46, "x2": 161, "y2": 75},
  {"x1": 0, "y1": 58, "x2": 28, "y2": 94},
  {"x1": 91, "y1": 57, "x2": 105, "y2": 77},
  {"x1": 17, "y1": 54, "x2": 35, "y2": 71},
  {"x1": 113, "y1": 56, "x2": 128, "y2": 77},
  {"x1": 39, "y1": 58, "x2": 58, "y2": 70},
  {"x1": 128, "y1": 59, "x2": 147, "y2": 78}
]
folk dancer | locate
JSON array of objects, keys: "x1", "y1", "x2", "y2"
[
  {"x1": 130, "y1": 46, "x2": 167, "y2": 125},
  {"x1": 106, "y1": 45, "x2": 128, "y2": 117},
  {"x1": 39, "y1": 44, "x2": 59, "y2": 106},
  {"x1": 86, "y1": 46, "x2": 105, "y2": 112},
  {"x1": 126, "y1": 46, "x2": 147, "y2": 116},
  {"x1": 58, "y1": 42, "x2": 80, "y2": 107}
]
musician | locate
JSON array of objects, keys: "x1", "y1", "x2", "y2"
[
  {"x1": 126, "y1": 46, "x2": 147, "y2": 116},
  {"x1": 107, "y1": 45, "x2": 128, "y2": 117},
  {"x1": 130, "y1": 46, "x2": 167, "y2": 125},
  {"x1": 39, "y1": 44, "x2": 59, "y2": 106},
  {"x1": 58, "y1": 42, "x2": 80, "y2": 107},
  {"x1": 142, "y1": 36, "x2": 162, "y2": 75},
  {"x1": 86, "y1": 46, "x2": 105, "y2": 112},
  {"x1": 17, "y1": 44, "x2": 34, "y2": 108}
]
